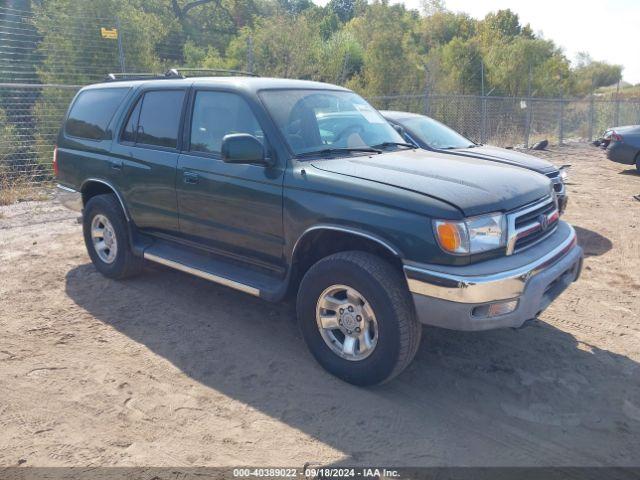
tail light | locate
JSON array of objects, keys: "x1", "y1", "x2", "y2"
[
  {"x1": 52, "y1": 146, "x2": 58, "y2": 177},
  {"x1": 611, "y1": 132, "x2": 623, "y2": 142}
]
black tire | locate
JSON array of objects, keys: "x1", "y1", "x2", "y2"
[
  {"x1": 297, "y1": 251, "x2": 421, "y2": 386},
  {"x1": 635, "y1": 152, "x2": 640, "y2": 172},
  {"x1": 83, "y1": 194, "x2": 143, "y2": 279}
]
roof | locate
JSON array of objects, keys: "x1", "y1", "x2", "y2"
[{"x1": 83, "y1": 76, "x2": 351, "y2": 94}]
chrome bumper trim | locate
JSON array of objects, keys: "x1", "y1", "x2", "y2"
[
  {"x1": 404, "y1": 225, "x2": 578, "y2": 304},
  {"x1": 56, "y1": 184, "x2": 82, "y2": 212}
]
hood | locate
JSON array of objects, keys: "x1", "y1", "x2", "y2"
[
  {"x1": 444, "y1": 145, "x2": 557, "y2": 174},
  {"x1": 311, "y1": 149, "x2": 553, "y2": 217}
]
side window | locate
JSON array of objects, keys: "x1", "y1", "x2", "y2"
[
  {"x1": 121, "y1": 96, "x2": 142, "y2": 143},
  {"x1": 190, "y1": 91, "x2": 264, "y2": 154},
  {"x1": 135, "y1": 90, "x2": 185, "y2": 149},
  {"x1": 65, "y1": 88, "x2": 128, "y2": 140}
]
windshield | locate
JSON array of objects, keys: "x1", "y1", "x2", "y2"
[
  {"x1": 400, "y1": 115, "x2": 475, "y2": 149},
  {"x1": 260, "y1": 89, "x2": 404, "y2": 156}
]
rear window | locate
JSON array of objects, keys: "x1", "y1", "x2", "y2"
[
  {"x1": 65, "y1": 88, "x2": 128, "y2": 140},
  {"x1": 135, "y1": 90, "x2": 185, "y2": 148}
]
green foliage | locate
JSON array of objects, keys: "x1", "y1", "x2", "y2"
[
  {"x1": 21, "y1": 0, "x2": 627, "y2": 99},
  {"x1": 573, "y1": 53, "x2": 623, "y2": 95}
]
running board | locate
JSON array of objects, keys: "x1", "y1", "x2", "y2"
[{"x1": 144, "y1": 252, "x2": 260, "y2": 296}]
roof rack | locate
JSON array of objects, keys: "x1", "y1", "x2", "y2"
[
  {"x1": 104, "y1": 72, "x2": 172, "y2": 82},
  {"x1": 166, "y1": 68, "x2": 259, "y2": 78},
  {"x1": 104, "y1": 68, "x2": 258, "y2": 83}
]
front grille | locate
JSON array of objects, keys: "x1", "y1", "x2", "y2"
[{"x1": 507, "y1": 196, "x2": 560, "y2": 254}]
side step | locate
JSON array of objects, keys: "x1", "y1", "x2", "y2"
[{"x1": 142, "y1": 240, "x2": 287, "y2": 301}]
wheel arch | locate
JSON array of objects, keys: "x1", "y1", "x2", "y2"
[
  {"x1": 288, "y1": 225, "x2": 405, "y2": 296},
  {"x1": 80, "y1": 178, "x2": 130, "y2": 221}
]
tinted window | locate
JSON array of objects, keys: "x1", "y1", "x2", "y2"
[
  {"x1": 121, "y1": 96, "x2": 142, "y2": 143},
  {"x1": 65, "y1": 88, "x2": 128, "y2": 140},
  {"x1": 136, "y1": 90, "x2": 185, "y2": 148},
  {"x1": 190, "y1": 91, "x2": 264, "y2": 154},
  {"x1": 400, "y1": 116, "x2": 475, "y2": 149}
]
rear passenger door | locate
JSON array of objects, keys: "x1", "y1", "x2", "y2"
[
  {"x1": 176, "y1": 89, "x2": 284, "y2": 272},
  {"x1": 111, "y1": 88, "x2": 187, "y2": 235}
]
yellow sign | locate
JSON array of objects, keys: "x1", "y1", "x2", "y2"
[{"x1": 100, "y1": 27, "x2": 118, "y2": 40}]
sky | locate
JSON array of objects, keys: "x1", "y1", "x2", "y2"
[{"x1": 315, "y1": 0, "x2": 640, "y2": 84}]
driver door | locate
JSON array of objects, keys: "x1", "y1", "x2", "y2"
[{"x1": 176, "y1": 89, "x2": 285, "y2": 272}]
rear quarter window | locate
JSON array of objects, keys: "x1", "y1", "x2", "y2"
[{"x1": 65, "y1": 88, "x2": 129, "y2": 140}]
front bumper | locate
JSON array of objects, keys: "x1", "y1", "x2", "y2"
[
  {"x1": 404, "y1": 221, "x2": 583, "y2": 331},
  {"x1": 56, "y1": 184, "x2": 82, "y2": 212}
]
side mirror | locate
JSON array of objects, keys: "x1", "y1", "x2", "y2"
[{"x1": 221, "y1": 133, "x2": 269, "y2": 165}]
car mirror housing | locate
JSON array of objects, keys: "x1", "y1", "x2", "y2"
[{"x1": 221, "y1": 133, "x2": 269, "y2": 166}]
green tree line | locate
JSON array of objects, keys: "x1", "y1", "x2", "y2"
[{"x1": 18, "y1": 0, "x2": 624, "y2": 97}]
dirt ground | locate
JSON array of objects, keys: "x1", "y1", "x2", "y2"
[{"x1": 0, "y1": 144, "x2": 638, "y2": 468}]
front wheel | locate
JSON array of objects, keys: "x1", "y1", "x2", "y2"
[{"x1": 297, "y1": 251, "x2": 421, "y2": 386}]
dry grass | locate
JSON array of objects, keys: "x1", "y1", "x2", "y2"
[{"x1": 0, "y1": 173, "x2": 50, "y2": 206}]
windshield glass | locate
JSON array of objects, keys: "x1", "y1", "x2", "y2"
[
  {"x1": 260, "y1": 89, "x2": 403, "y2": 156},
  {"x1": 401, "y1": 115, "x2": 475, "y2": 149}
]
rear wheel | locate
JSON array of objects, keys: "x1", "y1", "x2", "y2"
[
  {"x1": 297, "y1": 251, "x2": 421, "y2": 386},
  {"x1": 635, "y1": 152, "x2": 640, "y2": 172},
  {"x1": 83, "y1": 194, "x2": 143, "y2": 279}
]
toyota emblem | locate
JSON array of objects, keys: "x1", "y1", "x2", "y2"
[{"x1": 539, "y1": 214, "x2": 549, "y2": 231}]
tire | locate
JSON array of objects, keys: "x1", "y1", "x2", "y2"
[
  {"x1": 635, "y1": 152, "x2": 640, "y2": 172},
  {"x1": 297, "y1": 251, "x2": 421, "y2": 386},
  {"x1": 83, "y1": 194, "x2": 143, "y2": 279}
]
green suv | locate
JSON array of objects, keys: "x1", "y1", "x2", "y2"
[{"x1": 55, "y1": 72, "x2": 583, "y2": 386}]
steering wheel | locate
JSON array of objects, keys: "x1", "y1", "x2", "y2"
[{"x1": 332, "y1": 124, "x2": 365, "y2": 144}]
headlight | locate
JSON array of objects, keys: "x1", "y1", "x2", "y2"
[
  {"x1": 558, "y1": 165, "x2": 570, "y2": 182},
  {"x1": 434, "y1": 213, "x2": 506, "y2": 255}
]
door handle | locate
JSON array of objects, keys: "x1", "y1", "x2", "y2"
[
  {"x1": 111, "y1": 160, "x2": 123, "y2": 171},
  {"x1": 183, "y1": 172, "x2": 199, "y2": 184}
]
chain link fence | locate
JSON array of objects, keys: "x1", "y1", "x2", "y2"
[{"x1": 2, "y1": 4, "x2": 640, "y2": 189}]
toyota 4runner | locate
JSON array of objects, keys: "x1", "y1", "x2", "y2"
[{"x1": 55, "y1": 71, "x2": 583, "y2": 386}]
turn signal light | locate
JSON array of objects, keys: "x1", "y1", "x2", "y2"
[{"x1": 436, "y1": 222, "x2": 464, "y2": 253}]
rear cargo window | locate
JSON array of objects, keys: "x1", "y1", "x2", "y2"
[
  {"x1": 135, "y1": 90, "x2": 185, "y2": 148},
  {"x1": 65, "y1": 88, "x2": 128, "y2": 140}
]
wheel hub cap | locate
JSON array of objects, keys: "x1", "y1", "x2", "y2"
[
  {"x1": 91, "y1": 214, "x2": 118, "y2": 264},
  {"x1": 316, "y1": 285, "x2": 378, "y2": 361}
]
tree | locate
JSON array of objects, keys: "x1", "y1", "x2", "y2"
[
  {"x1": 573, "y1": 53, "x2": 623, "y2": 94},
  {"x1": 328, "y1": 0, "x2": 355, "y2": 23}
]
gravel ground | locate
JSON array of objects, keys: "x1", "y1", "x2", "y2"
[{"x1": 0, "y1": 144, "x2": 638, "y2": 467}]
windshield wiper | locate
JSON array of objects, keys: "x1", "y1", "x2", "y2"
[
  {"x1": 371, "y1": 142, "x2": 416, "y2": 150},
  {"x1": 295, "y1": 147, "x2": 382, "y2": 158}
]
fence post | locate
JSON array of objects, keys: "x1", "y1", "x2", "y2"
[
  {"x1": 614, "y1": 80, "x2": 620, "y2": 126},
  {"x1": 115, "y1": 17, "x2": 126, "y2": 73},
  {"x1": 423, "y1": 69, "x2": 429, "y2": 116},
  {"x1": 524, "y1": 64, "x2": 532, "y2": 148},
  {"x1": 558, "y1": 96, "x2": 564, "y2": 145},
  {"x1": 588, "y1": 93, "x2": 594, "y2": 141},
  {"x1": 246, "y1": 35, "x2": 254, "y2": 74},
  {"x1": 480, "y1": 60, "x2": 486, "y2": 143}
]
